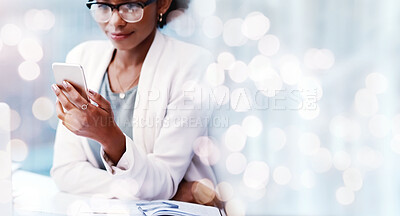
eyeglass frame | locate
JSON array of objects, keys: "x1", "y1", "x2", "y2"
[{"x1": 86, "y1": 0, "x2": 158, "y2": 23}]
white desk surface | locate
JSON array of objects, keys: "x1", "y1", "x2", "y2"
[
  {"x1": 12, "y1": 170, "x2": 222, "y2": 216},
  {"x1": 12, "y1": 170, "x2": 144, "y2": 215}
]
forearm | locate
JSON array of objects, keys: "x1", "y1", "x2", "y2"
[
  {"x1": 52, "y1": 122, "x2": 135, "y2": 198},
  {"x1": 98, "y1": 124, "x2": 126, "y2": 165},
  {"x1": 101, "y1": 135, "x2": 187, "y2": 200},
  {"x1": 51, "y1": 162, "x2": 116, "y2": 196}
]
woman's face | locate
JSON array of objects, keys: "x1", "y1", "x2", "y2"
[{"x1": 96, "y1": 0, "x2": 160, "y2": 52}]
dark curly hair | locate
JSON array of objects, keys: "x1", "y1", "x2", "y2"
[{"x1": 159, "y1": 0, "x2": 190, "y2": 28}]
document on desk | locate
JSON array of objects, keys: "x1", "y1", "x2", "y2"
[
  {"x1": 136, "y1": 200, "x2": 221, "y2": 216},
  {"x1": 12, "y1": 171, "x2": 221, "y2": 216}
]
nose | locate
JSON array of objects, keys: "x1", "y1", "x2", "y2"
[{"x1": 108, "y1": 10, "x2": 126, "y2": 27}]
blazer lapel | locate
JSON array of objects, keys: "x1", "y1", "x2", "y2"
[{"x1": 133, "y1": 30, "x2": 166, "y2": 153}]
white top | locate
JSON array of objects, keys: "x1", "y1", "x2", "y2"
[{"x1": 51, "y1": 30, "x2": 216, "y2": 200}]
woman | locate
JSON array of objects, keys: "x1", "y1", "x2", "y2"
[{"x1": 50, "y1": 0, "x2": 217, "y2": 204}]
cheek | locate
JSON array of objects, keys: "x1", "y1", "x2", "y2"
[
  {"x1": 98, "y1": 23, "x2": 108, "y2": 32},
  {"x1": 141, "y1": 8, "x2": 158, "y2": 27}
]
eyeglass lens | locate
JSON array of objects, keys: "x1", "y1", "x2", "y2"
[{"x1": 90, "y1": 3, "x2": 144, "y2": 23}]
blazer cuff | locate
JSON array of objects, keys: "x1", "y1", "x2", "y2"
[{"x1": 101, "y1": 135, "x2": 134, "y2": 175}]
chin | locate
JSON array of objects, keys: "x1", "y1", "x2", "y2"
[{"x1": 110, "y1": 40, "x2": 136, "y2": 51}]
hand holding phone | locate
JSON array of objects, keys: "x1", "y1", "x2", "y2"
[
  {"x1": 52, "y1": 62, "x2": 89, "y2": 101},
  {"x1": 52, "y1": 62, "x2": 126, "y2": 164}
]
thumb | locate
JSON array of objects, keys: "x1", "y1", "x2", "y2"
[{"x1": 87, "y1": 89, "x2": 112, "y2": 112}]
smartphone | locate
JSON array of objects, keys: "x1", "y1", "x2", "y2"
[{"x1": 52, "y1": 63, "x2": 89, "y2": 101}]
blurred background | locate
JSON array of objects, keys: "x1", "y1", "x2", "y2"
[{"x1": 1, "y1": 0, "x2": 400, "y2": 215}]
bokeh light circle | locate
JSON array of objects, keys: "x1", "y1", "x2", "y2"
[
  {"x1": 241, "y1": 115, "x2": 263, "y2": 137},
  {"x1": 226, "y1": 152, "x2": 247, "y2": 175},
  {"x1": 343, "y1": 168, "x2": 363, "y2": 191},
  {"x1": 258, "y1": 34, "x2": 280, "y2": 56},
  {"x1": 206, "y1": 63, "x2": 225, "y2": 86},
  {"x1": 193, "y1": 136, "x2": 220, "y2": 166},
  {"x1": 1, "y1": 24, "x2": 22, "y2": 46},
  {"x1": 354, "y1": 88, "x2": 379, "y2": 117},
  {"x1": 243, "y1": 161, "x2": 270, "y2": 189},
  {"x1": 336, "y1": 187, "x2": 355, "y2": 205},
  {"x1": 248, "y1": 55, "x2": 271, "y2": 81},
  {"x1": 18, "y1": 61, "x2": 41, "y2": 81},
  {"x1": 216, "y1": 182, "x2": 234, "y2": 202},
  {"x1": 329, "y1": 115, "x2": 361, "y2": 142},
  {"x1": 365, "y1": 72, "x2": 388, "y2": 95},
  {"x1": 267, "y1": 127, "x2": 286, "y2": 152},
  {"x1": 223, "y1": 18, "x2": 247, "y2": 47},
  {"x1": 18, "y1": 38, "x2": 43, "y2": 62},
  {"x1": 228, "y1": 61, "x2": 249, "y2": 83},
  {"x1": 304, "y1": 48, "x2": 335, "y2": 70},
  {"x1": 254, "y1": 69, "x2": 283, "y2": 98},
  {"x1": 24, "y1": 9, "x2": 56, "y2": 31},
  {"x1": 224, "y1": 125, "x2": 247, "y2": 152},
  {"x1": 356, "y1": 146, "x2": 383, "y2": 170},
  {"x1": 32, "y1": 97, "x2": 54, "y2": 121},
  {"x1": 10, "y1": 139, "x2": 28, "y2": 162},
  {"x1": 10, "y1": 109, "x2": 21, "y2": 131},
  {"x1": 202, "y1": 16, "x2": 223, "y2": 38},
  {"x1": 333, "y1": 151, "x2": 352, "y2": 171},
  {"x1": 218, "y1": 52, "x2": 235, "y2": 70},
  {"x1": 279, "y1": 56, "x2": 302, "y2": 85},
  {"x1": 225, "y1": 199, "x2": 246, "y2": 216},
  {"x1": 273, "y1": 166, "x2": 292, "y2": 185},
  {"x1": 241, "y1": 12, "x2": 270, "y2": 40}
]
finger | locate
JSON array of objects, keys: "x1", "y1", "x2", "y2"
[
  {"x1": 62, "y1": 81, "x2": 89, "y2": 109},
  {"x1": 192, "y1": 181, "x2": 216, "y2": 206},
  {"x1": 52, "y1": 84, "x2": 76, "y2": 111},
  {"x1": 55, "y1": 100, "x2": 66, "y2": 121},
  {"x1": 87, "y1": 89, "x2": 112, "y2": 113}
]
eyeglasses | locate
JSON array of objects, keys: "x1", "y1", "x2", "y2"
[{"x1": 86, "y1": 0, "x2": 157, "y2": 23}]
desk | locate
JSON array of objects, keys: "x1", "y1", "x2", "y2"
[
  {"x1": 12, "y1": 171, "x2": 222, "y2": 216},
  {"x1": 12, "y1": 170, "x2": 144, "y2": 215}
]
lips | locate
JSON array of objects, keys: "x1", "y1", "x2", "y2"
[{"x1": 110, "y1": 32, "x2": 133, "y2": 40}]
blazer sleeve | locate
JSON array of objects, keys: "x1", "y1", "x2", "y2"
[
  {"x1": 50, "y1": 42, "x2": 140, "y2": 199},
  {"x1": 100, "y1": 48, "x2": 215, "y2": 200}
]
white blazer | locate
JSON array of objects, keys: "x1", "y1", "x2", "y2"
[{"x1": 51, "y1": 30, "x2": 217, "y2": 200}]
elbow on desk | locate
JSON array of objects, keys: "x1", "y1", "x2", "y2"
[
  {"x1": 50, "y1": 167, "x2": 74, "y2": 193},
  {"x1": 50, "y1": 166, "x2": 87, "y2": 194}
]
